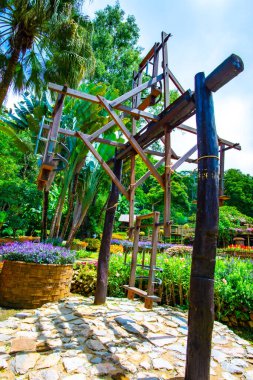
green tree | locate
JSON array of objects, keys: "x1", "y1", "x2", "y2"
[
  {"x1": 92, "y1": 1, "x2": 141, "y2": 93},
  {"x1": 0, "y1": 0, "x2": 95, "y2": 107},
  {"x1": 225, "y1": 169, "x2": 253, "y2": 218}
]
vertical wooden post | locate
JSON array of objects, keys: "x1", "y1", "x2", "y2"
[
  {"x1": 94, "y1": 157, "x2": 122, "y2": 305},
  {"x1": 219, "y1": 144, "x2": 225, "y2": 204},
  {"x1": 129, "y1": 71, "x2": 142, "y2": 239},
  {"x1": 162, "y1": 31, "x2": 171, "y2": 237},
  {"x1": 128, "y1": 217, "x2": 141, "y2": 290},
  {"x1": 185, "y1": 72, "x2": 219, "y2": 380},
  {"x1": 164, "y1": 127, "x2": 171, "y2": 237},
  {"x1": 146, "y1": 212, "x2": 160, "y2": 309}
]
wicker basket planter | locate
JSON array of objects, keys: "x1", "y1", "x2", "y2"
[{"x1": 0, "y1": 260, "x2": 73, "y2": 309}]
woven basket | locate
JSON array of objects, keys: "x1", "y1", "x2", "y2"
[{"x1": 0, "y1": 260, "x2": 73, "y2": 309}]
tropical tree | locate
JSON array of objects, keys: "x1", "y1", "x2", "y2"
[
  {"x1": 92, "y1": 1, "x2": 141, "y2": 93},
  {"x1": 0, "y1": 0, "x2": 95, "y2": 107}
]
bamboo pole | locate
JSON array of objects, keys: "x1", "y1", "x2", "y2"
[{"x1": 185, "y1": 72, "x2": 219, "y2": 380}]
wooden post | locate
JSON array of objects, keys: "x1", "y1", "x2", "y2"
[
  {"x1": 164, "y1": 127, "x2": 171, "y2": 237},
  {"x1": 94, "y1": 158, "x2": 122, "y2": 305},
  {"x1": 129, "y1": 71, "x2": 141, "y2": 239},
  {"x1": 162, "y1": 31, "x2": 171, "y2": 237},
  {"x1": 128, "y1": 217, "x2": 141, "y2": 290},
  {"x1": 145, "y1": 211, "x2": 160, "y2": 309},
  {"x1": 185, "y1": 72, "x2": 219, "y2": 380},
  {"x1": 219, "y1": 143, "x2": 225, "y2": 198}
]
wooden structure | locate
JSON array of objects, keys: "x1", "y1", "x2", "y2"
[
  {"x1": 37, "y1": 32, "x2": 244, "y2": 380},
  {"x1": 123, "y1": 212, "x2": 161, "y2": 309},
  {"x1": 37, "y1": 32, "x2": 241, "y2": 238}
]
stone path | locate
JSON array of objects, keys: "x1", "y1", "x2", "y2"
[{"x1": 0, "y1": 296, "x2": 252, "y2": 379}]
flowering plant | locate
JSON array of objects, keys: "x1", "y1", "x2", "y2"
[
  {"x1": 0, "y1": 242, "x2": 76, "y2": 264},
  {"x1": 110, "y1": 239, "x2": 173, "y2": 251},
  {"x1": 225, "y1": 244, "x2": 253, "y2": 253}
]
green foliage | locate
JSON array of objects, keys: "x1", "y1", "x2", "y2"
[
  {"x1": 218, "y1": 206, "x2": 253, "y2": 246},
  {"x1": 92, "y1": 2, "x2": 141, "y2": 93},
  {"x1": 71, "y1": 262, "x2": 97, "y2": 296},
  {"x1": 0, "y1": 0, "x2": 95, "y2": 104},
  {"x1": 225, "y1": 169, "x2": 253, "y2": 217},
  {"x1": 84, "y1": 238, "x2": 101, "y2": 252},
  {"x1": 107, "y1": 254, "x2": 130, "y2": 297}
]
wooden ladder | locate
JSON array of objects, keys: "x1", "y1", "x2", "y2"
[{"x1": 123, "y1": 211, "x2": 161, "y2": 309}]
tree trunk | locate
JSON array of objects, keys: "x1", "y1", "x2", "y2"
[
  {"x1": 94, "y1": 158, "x2": 122, "y2": 305},
  {"x1": 41, "y1": 190, "x2": 49, "y2": 242},
  {"x1": 185, "y1": 72, "x2": 219, "y2": 380},
  {"x1": 0, "y1": 48, "x2": 20, "y2": 107}
]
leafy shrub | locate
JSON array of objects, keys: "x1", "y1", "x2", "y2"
[
  {"x1": 71, "y1": 262, "x2": 97, "y2": 295},
  {"x1": 111, "y1": 232, "x2": 128, "y2": 240},
  {"x1": 0, "y1": 242, "x2": 76, "y2": 264},
  {"x1": 71, "y1": 239, "x2": 88, "y2": 251},
  {"x1": 165, "y1": 245, "x2": 192, "y2": 256},
  {"x1": 84, "y1": 238, "x2": 101, "y2": 252},
  {"x1": 110, "y1": 244, "x2": 123, "y2": 254},
  {"x1": 45, "y1": 237, "x2": 63, "y2": 246}
]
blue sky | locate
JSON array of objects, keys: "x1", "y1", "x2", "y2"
[{"x1": 84, "y1": 0, "x2": 253, "y2": 175}]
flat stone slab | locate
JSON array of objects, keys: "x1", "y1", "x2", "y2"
[{"x1": 0, "y1": 296, "x2": 252, "y2": 379}]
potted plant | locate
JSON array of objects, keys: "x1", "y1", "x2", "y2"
[{"x1": 0, "y1": 242, "x2": 76, "y2": 308}]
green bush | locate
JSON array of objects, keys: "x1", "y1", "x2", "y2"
[
  {"x1": 71, "y1": 262, "x2": 97, "y2": 296},
  {"x1": 70, "y1": 252, "x2": 253, "y2": 323},
  {"x1": 84, "y1": 238, "x2": 101, "y2": 252}
]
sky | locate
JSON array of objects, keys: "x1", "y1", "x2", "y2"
[{"x1": 84, "y1": 0, "x2": 253, "y2": 175}]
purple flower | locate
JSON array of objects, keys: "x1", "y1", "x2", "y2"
[{"x1": 0, "y1": 242, "x2": 76, "y2": 264}]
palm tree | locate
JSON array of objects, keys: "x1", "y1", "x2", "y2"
[{"x1": 0, "y1": 0, "x2": 95, "y2": 107}]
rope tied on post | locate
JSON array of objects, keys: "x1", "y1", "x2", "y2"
[{"x1": 197, "y1": 155, "x2": 219, "y2": 162}]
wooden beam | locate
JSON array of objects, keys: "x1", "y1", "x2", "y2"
[
  {"x1": 138, "y1": 44, "x2": 156, "y2": 71},
  {"x1": 172, "y1": 144, "x2": 197, "y2": 171},
  {"x1": 110, "y1": 74, "x2": 164, "y2": 108},
  {"x1": 164, "y1": 127, "x2": 171, "y2": 237},
  {"x1": 219, "y1": 143, "x2": 225, "y2": 197},
  {"x1": 205, "y1": 54, "x2": 244, "y2": 93},
  {"x1": 135, "y1": 158, "x2": 165, "y2": 188},
  {"x1": 88, "y1": 120, "x2": 115, "y2": 142},
  {"x1": 162, "y1": 31, "x2": 170, "y2": 108},
  {"x1": 98, "y1": 96, "x2": 165, "y2": 189},
  {"x1": 116, "y1": 89, "x2": 195, "y2": 160},
  {"x1": 115, "y1": 104, "x2": 159, "y2": 121},
  {"x1": 144, "y1": 149, "x2": 164, "y2": 157},
  {"x1": 95, "y1": 138, "x2": 125, "y2": 147},
  {"x1": 48, "y1": 82, "x2": 99, "y2": 104},
  {"x1": 168, "y1": 69, "x2": 185, "y2": 94},
  {"x1": 178, "y1": 124, "x2": 241, "y2": 150},
  {"x1": 77, "y1": 132, "x2": 129, "y2": 200}
]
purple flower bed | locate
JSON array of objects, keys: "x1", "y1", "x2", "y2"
[
  {"x1": 111, "y1": 239, "x2": 173, "y2": 251},
  {"x1": 0, "y1": 242, "x2": 76, "y2": 265}
]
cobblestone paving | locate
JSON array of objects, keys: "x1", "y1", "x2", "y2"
[{"x1": 0, "y1": 296, "x2": 253, "y2": 379}]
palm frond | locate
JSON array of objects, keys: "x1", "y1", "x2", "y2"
[{"x1": 0, "y1": 121, "x2": 32, "y2": 153}]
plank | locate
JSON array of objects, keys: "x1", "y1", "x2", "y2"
[
  {"x1": 98, "y1": 96, "x2": 165, "y2": 189},
  {"x1": 178, "y1": 124, "x2": 241, "y2": 150},
  {"x1": 88, "y1": 120, "x2": 115, "y2": 142},
  {"x1": 135, "y1": 158, "x2": 165, "y2": 188},
  {"x1": 115, "y1": 104, "x2": 159, "y2": 121},
  {"x1": 123, "y1": 286, "x2": 161, "y2": 301},
  {"x1": 77, "y1": 132, "x2": 129, "y2": 200},
  {"x1": 110, "y1": 74, "x2": 164, "y2": 108},
  {"x1": 172, "y1": 144, "x2": 197, "y2": 171}
]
